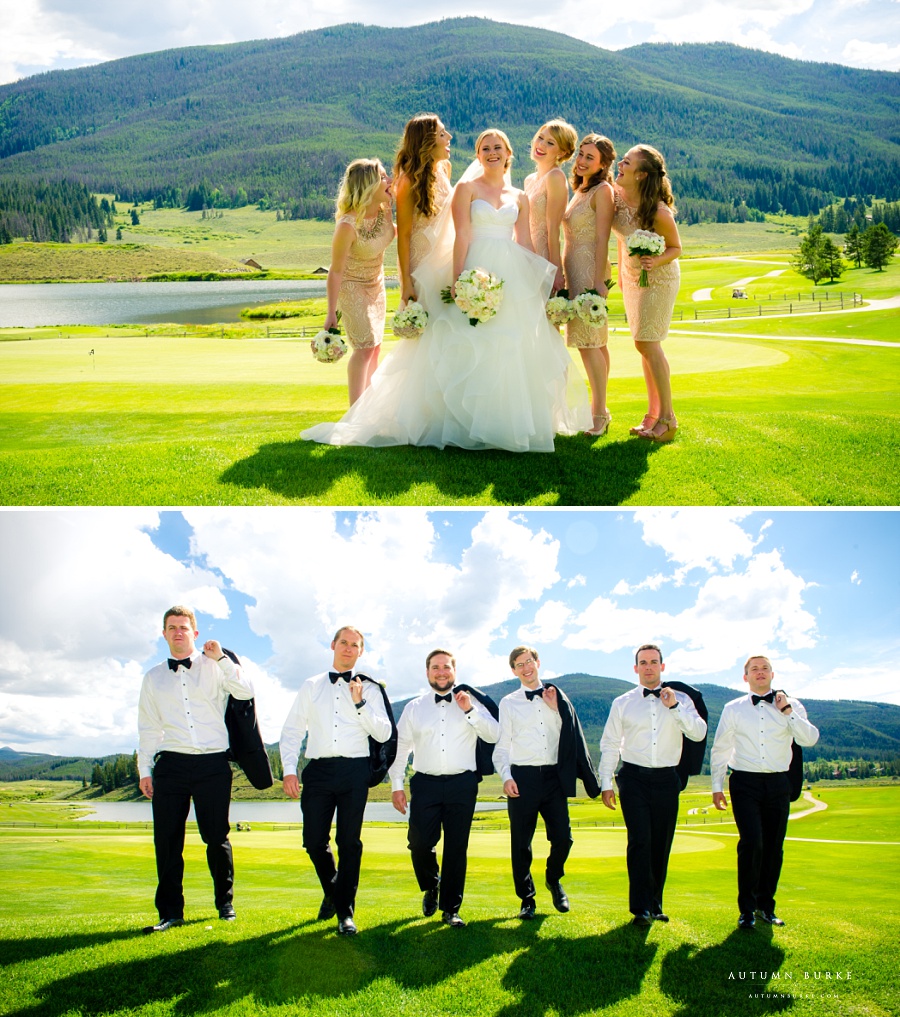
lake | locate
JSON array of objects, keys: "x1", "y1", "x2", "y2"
[
  {"x1": 76, "y1": 800, "x2": 506, "y2": 825},
  {"x1": 0, "y1": 279, "x2": 331, "y2": 327}
]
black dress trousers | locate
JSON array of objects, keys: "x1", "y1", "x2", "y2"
[
  {"x1": 507, "y1": 763, "x2": 572, "y2": 902},
  {"x1": 616, "y1": 762, "x2": 681, "y2": 916},
  {"x1": 408, "y1": 769, "x2": 479, "y2": 914},
  {"x1": 300, "y1": 756, "x2": 370, "y2": 919},
  {"x1": 151, "y1": 750, "x2": 234, "y2": 920},
  {"x1": 729, "y1": 769, "x2": 792, "y2": 914}
]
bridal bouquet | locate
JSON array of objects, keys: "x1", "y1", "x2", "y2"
[
  {"x1": 626, "y1": 230, "x2": 666, "y2": 287},
  {"x1": 311, "y1": 327, "x2": 347, "y2": 363},
  {"x1": 442, "y1": 267, "x2": 504, "y2": 326},
  {"x1": 391, "y1": 301, "x2": 428, "y2": 339},
  {"x1": 573, "y1": 289, "x2": 608, "y2": 327},
  {"x1": 546, "y1": 289, "x2": 575, "y2": 328}
]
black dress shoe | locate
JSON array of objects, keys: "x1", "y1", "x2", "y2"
[
  {"x1": 738, "y1": 912, "x2": 756, "y2": 930},
  {"x1": 337, "y1": 916, "x2": 358, "y2": 936},
  {"x1": 755, "y1": 910, "x2": 785, "y2": 926},
  {"x1": 218, "y1": 904, "x2": 236, "y2": 921},
  {"x1": 651, "y1": 912, "x2": 669, "y2": 923},
  {"x1": 317, "y1": 896, "x2": 336, "y2": 921},
  {"x1": 631, "y1": 912, "x2": 653, "y2": 927},
  {"x1": 142, "y1": 917, "x2": 184, "y2": 934},
  {"x1": 422, "y1": 886, "x2": 439, "y2": 917},
  {"x1": 441, "y1": 911, "x2": 466, "y2": 928},
  {"x1": 545, "y1": 878, "x2": 570, "y2": 913},
  {"x1": 518, "y1": 899, "x2": 536, "y2": 920}
]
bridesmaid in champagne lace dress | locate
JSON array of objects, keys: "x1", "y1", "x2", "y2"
[
  {"x1": 562, "y1": 134, "x2": 617, "y2": 436},
  {"x1": 393, "y1": 113, "x2": 453, "y2": 303},
  {"x1": 612, "y1": 145, "x2": 682, "y2": 442},
  {"x1": 323, "y1": 158, "x2": 395, "y2": 405},
  {"x1": 524, "y1": 119, "x2": 577, "y2": 293}
]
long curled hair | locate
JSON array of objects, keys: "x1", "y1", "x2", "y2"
[
  {"x1": 570, "y1": 134, "x2": 616, "y2": 193},
  {"x1": 533, "y1": 119, "x2": 578, "y2": 165},
  {"x1": 394, "y1": 113, "x2": 446, "y2": 219},
  {"x1": 335, "y1": 158, "x2": 386, "y2": 228},
  {"x1": 632, "y1": 145, "x2": 677, "y2": 230}
]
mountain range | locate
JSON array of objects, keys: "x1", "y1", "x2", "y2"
[
  {"x1": 0, "y1": 18, "x2": 897, "y2": 222},
  {"x1": 3, "y1": 675, "x2": 899, "y2": 783}
]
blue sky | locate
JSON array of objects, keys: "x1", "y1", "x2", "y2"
[
  {"x1": 1, "y1": 0, "x2": 897, "y2": 84},
  {"x1": 1, "y1": 508, "x2": 897, "y2": 757}
]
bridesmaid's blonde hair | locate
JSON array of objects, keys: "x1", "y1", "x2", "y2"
[
  {"x1": 475, "y1": 128, "x2": 514, "y2": 170},
  {"x1": 335, "y1": 159, "x2": 386, "y2": 227},
  {"x1": 533, "y1": 119, "x2": 578, "y2": 165},
  {"x1": 395, "y1": 113, "x2": 448, "y2": 218},
  {"x1": 570, "y1": 134, "x2": 616, "y2": 193},
  {"x1": 633, "y1": 145, "x2": 677, "y2": 231}
]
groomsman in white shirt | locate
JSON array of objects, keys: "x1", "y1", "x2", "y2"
[
  {"x1": 138, "y1": 605, "x2": 254, "y2": 932},
  {"x1": 280, "y1": 626, "x2": 393, "y2": 936},
  {"x1": 389, "y1": 649, "x2": 500, "y2": 928},
  {"x1": 710, "y1": 654, "x2": 819, "y2": 930},
  {"x1": 599, "y1": 644, "x2": 707, "y2": 926},
  {"x1": 494, "y1": 646, "x2": 599, "y2": 920}
]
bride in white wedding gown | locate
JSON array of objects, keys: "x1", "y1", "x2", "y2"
[{"x1": 301, "y1": 128, "x2": 590, "y2": 452}]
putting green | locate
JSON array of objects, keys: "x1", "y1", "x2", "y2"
[{"x1": 0, "y1": 332, "x2": 787, "y2": 387}]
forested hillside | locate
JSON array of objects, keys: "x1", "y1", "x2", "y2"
[{"x1": 0, "y1": 19, "x2": 897, "y2": 225}]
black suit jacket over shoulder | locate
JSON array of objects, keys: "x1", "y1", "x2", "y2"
[{"x1": 546, "y1": 683, "x2": 601, "y2": 799}]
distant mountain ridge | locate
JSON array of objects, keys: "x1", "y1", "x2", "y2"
[
  {"x1": 0, "y1": 18, "x2": 896, "y2": 222},
  {"x1": 5, "y1": 675, "x2": 898, "y2": 782}
]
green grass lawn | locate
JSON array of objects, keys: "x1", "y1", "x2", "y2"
[{"x1": 0, "y1": 784, "x2": 896, "y2": 1017}]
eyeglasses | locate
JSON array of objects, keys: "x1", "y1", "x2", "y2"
[{"x1": 513, "y1": 658, "x2": 537, "y2": 671}]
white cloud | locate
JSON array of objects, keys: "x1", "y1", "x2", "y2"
[
  {"x1": 851, "y1": 570, "x2": 862, "y2": 585},
  {"x1": 790, "y1": 665, "x2": 900, "y2": 706},
  {"x1": 841, "y1": 38, "x2": 900, "y2": 70},
  {"x1": 518, "y1": 600, "x2": 573, "y2": 644},
  {"x1": 634, "y1": 508, "x2": 761, "y2": 573},
  {"x1": 185, "y1": 508, "x2": 561, "y2": 697}
]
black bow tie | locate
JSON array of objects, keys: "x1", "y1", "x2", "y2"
[
  {"x1": 168, "y1": 657, "x2": 192, "y2": 671},
  {"x1": 329, "y1": 671, "x2": 353, "y2": 684},
  {"x1": 752, "y1": 692, "x2": 776, "y2": 705},
  {"x1": 643, "y1": 687, "x2": 661, "y2": 698},
  {"x1": 525, "y1": 687, "x2": 544, "y2": 701},
  {"x1": 435, "y1": 693, "x2": 453, "y2": 704}
]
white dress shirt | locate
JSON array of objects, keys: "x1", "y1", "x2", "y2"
[
  {"x1": 710, "y1": 693, "x2": 819, "y2": 793},
  {"x1": 137, "y1": 650, "x2": 253, "y2": 778},
  {"x1": 598, "y1": 685, "x2": 707, "y2": 792},
  {"x1": 280, "y1": 670, "x2": 392, "y2": 776},
  {"x1": 388, "y1": 689, "x2": 500, "y2": 791},
  {"x1": 493, "y1": 684, "x2": 564, "y2": 783}
]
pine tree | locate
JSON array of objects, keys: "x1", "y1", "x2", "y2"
[
  {"x1": 862, "y1": 222, "x2": 898, "y2": 271},
  {"x1": 821, "y1": 236, "x2": 844, "y2": 282},
  {"x1": 843, "y1": 223, "x2": 863, "y2": 267},
  {"x1": 793, "y1": 223, "x2": 827, "y2": 283}
]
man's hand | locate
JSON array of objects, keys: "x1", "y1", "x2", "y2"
[
  {"x1": 454, "y1": 689, "x2": 472, "y2": 713},
  {"x1": 503, "y1": 779, "x2": 519, "y2": 798},
  {"x1": 392, "y1": 790, "x2": 408, "y2": 815},
  {"x1": 659, "y1": 687, "x2": 677, "y2": 709},
  {"x1": 283, "y1": 775, "x2": 300, "y2": 800},
  {"x1": 203, "y1": 639, "x2": 224, "y2": 660},
  {"x1": 774, "y1": 691, "x2": 792, "y2": 715},
  {"x1": 349, "y1": 676, "x2": 364, "y2": 704},
  {"x1": 139, "y1": 777, "x2": 153, "y2": 800},
  {"x1": 602, "y1": 789, "x2": 617, "y2": 810},
  {"x1": 712, "y1": 791, "x2": 729, "y2": 811},
  {"x1": 542, "y1": 685, "x2": 559, "y2": 712}
]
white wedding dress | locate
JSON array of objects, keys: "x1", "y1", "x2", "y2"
[{"x1": 301, "y1": 196, "x2": 590, "y2": 453}]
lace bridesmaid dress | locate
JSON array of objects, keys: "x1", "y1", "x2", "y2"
[
  {"x1": 525, "y1": 174, "x2": 550, "y2": 260},
  {"x1": 611, "y1": 190, "x2": 680, "y2": 341},
  {"x1": 336, "y1": 210, "x2": 395, "y2": 348},
  {"x1": 562, "y1": 188, "x2": 608, "y2": 349}
]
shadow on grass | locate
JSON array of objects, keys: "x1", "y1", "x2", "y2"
[
  {"x1": 0, "y1": 929, "x2": 134, "y2": 968},
  {"x1": 221, "y1": 433, "x2": 661, "y2": 506},
  {"x1": 6, "y1": 916, "x2": 658, "y2": 1017},
  {"x1": 659, "y1": 926, "x2": 791, "y2": 1017}
]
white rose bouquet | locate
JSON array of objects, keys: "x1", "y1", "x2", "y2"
[
  {"x1": 442, "y1": 267, "x2": 504, "y2": 326},
  {"x1": 546, "y1": 289, "x2": 575, "y2": 328},
  {"x1": 626, "y1": 229, "x2": 667, "y2": 287},
  {"x1": 311, "y1": 327, "x2": 348, "y2": 363},
  {"x1": 573, "y1": 289, "x2": 608, "y2": 327},
  {"x1": 391, "y1": 301, "x2": 428, "y2": 339}
]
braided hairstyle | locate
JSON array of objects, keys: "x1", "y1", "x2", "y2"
[{"x1": 632, "y1": 145, "x2": 677, "y2": 230}]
